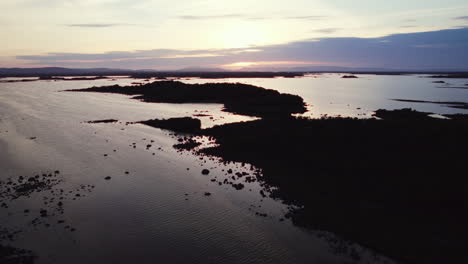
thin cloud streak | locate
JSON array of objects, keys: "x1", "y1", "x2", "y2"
[
  {"x1": 66, "y1": 23, "x2": 144, "y2": 28},
  {"x1": 312, "y1": 28, "x2": 340, "y2": 34},
  {"x1": 67, "y1": 24, "x2": 120, "y2": 28},
  {"x1": 284, "y1": 16, "x2": 327, "y2": 20},
  {"x1": 177, "y1": 14, "x2": 328, "y2": 21},
  {"x1": 178, "y1": 14, "x2": 244, "y2": 20}
]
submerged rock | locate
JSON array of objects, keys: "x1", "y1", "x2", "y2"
[
  {"x1": 86, "y1": 119, "x2": 118, "y2": 124},
  {"x1": 373, "y1": 108, "x2": 432, "y2": 120},
  {"x1": 139, "y1": 117, "x2": 201, "y2": 133}
]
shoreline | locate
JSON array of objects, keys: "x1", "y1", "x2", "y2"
[
  {"x1": 175, "y1": 110, "x2": 468, "y2": 264},
  {"x1": 93, "y1": 81, "x2": 468, "y2": 263},
  {"x1": 2, "y1": 77, "x2": 467, "y2": 263}
]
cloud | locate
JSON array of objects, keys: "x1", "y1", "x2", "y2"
[
  {"x1": 67, "y1": 24, "x2": 120, "y2": 28},
  {"x1": 16, "y1": 48, "x2": 262, "y2": 64},
  {"x1": 246, "y1": 17, "x2": 268, "y2": 21},
  {"x1": 312, "y1": 28, "x2": 340, "y2": 34},
  {"x1": 66, "y1": 23, "x2": 139, "y2": 28},
  {"x1": 284, "y1": 16, "x2": 327, "y2": 20},
  {"x1": 177, "y1": 14, "x2": 327, "y2": 21},
  {"x1": 15, "y1": 28, "x2": 468, "y2": 70},
  {"x1": 454, "y1": 16, "x2": 468, "y2": 20},
  {"x1": 178, "y1": 14, "x2": 245, "y2": 20}
]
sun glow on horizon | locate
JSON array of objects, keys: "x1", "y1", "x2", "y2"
[
  {"x1": 224, "y1": 62, "x2": 258, "y2": 68},
  {"x1": 223, "y1": 60, "x2": 329, "y2": 69}
]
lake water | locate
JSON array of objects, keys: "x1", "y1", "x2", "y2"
[{"x1": 0, "y1": 74, "x2": 466, "y2": 264}]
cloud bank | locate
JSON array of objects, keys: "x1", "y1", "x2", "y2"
[{"x1": 15, "y1": 27, "x2": 468, "y2": 70}]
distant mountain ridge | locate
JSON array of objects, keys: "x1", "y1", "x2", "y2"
[
  {"x1": 1, "y1": 66, "x2": 467, "y2": 77},
  {"x1": 238, "y1": 65, "x2": 468, "y2": 73},
  {"x1": 0, "y1": 67, "x2": 133, "y2": 77}
]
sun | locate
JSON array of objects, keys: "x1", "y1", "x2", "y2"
[{"x1": 221, "y1": 23, "x2": 266, "y2": 48}]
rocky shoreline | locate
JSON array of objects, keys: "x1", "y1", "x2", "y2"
[
  {"x1": 139, "y1": 112, "x2": 468, "y2": 264},
  {"x1": 68, "y1": 81, "x2": 468, "y2": 263},
  {"x1": 154, "y1": 109, "x2": 467, "y2": 264}
]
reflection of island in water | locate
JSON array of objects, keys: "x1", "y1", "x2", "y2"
[{"x1": 67, "y1": 80, "x2": 468, "y2": 264}]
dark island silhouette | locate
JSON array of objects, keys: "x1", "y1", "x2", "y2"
[
  {"x1": 392, "y1": 99, "x2": 468, "y2": 110},
  {"x1": 67, "y1": 81, "x2": 307, "y2": 117},
  {"x1": 145, "y1": 109, "x2": 468, "y2": 264},
  {"x1": 139, "y1": 117, "x2": 202, "y2": 133},
  {"x1": 67, "y1": 80, "x2": 468, "y2": 264}
]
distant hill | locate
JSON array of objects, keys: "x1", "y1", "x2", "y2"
[
  {"x1": 239, "y1": 65, "x2": 468, "y2": 73},
  {"x1": 0, "y1": 66, "x2": 467, "y2": 77},
  {"x1": 175, "y1": 67, "x2": 228, "y2": 72},
  {"x1": 0, "y1": 67, "x2": 133, "y2": 77}
]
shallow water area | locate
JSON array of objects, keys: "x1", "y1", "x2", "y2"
[
  {"x1": 6, "y1": 74, "x2": 468, "y2": 263},
  {"x1": 183, "y1": 74, "x2": 468, "y2": 118},
  {"x1": 0, "y1": 77, "x2": 401, "y2": 263}
]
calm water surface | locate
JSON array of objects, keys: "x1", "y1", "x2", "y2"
[{"x1": 1, "y1": 74, "x2": 466, "y2": 264}]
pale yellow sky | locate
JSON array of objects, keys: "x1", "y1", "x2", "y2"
[{"x1": 1, "y1": 0, "x2": 468, "y2": 68}]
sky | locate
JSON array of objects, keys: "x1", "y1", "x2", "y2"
[{"x1": 1, "y1": 0, "x2": 468, "y2": 70}]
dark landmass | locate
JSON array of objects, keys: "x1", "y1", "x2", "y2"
[
  {"x1": 373, "y1": 108, "x2": 432, "y2": 120},
  {"x1": 123, "y1": 107, "x2": 468, "y2": 264},
  {"x1": 1, "y1": 67, "x2": 467, "y2": 78},
  {"x1": 0, "y1": 67, "x2": 130, "y2": 77},
  {"x1": 393, "y1": 99, "x2": 468, "y2": 110},
  {"x1": 39, "y1": 76, "x2": 108, "y2": 81},
  {"x1": 67, "y1": 81, "x2": 307, "y2": 117},
  {"x1": 201, "y1": 112, "x2": 468, "y2": 263},
  {"x1": 139, "y1": 117, "x2": 201, "y2": 133},
  {"x1": 130, "y1": 71, "x2": 304, "y2": 79},
  {"x1": 428, "y1": 73, "x2": 468, "y2": 78},
  {"x1": 157, "y1": 109, "x2": 468, "y2": 264},
  {"x1": 432, "y1": 80, "x2": 445, "y2": 83},
  {"x1": 86, "y1": 119, "x2": 119, "y2": 124},
  {"x1": 0, "y1": 67, "x2": 304, "y2": 78},
  {"x1": 444, "y1": 113, "x2": 468, "y2": 121},
  {"x1": 341, "y1": 75, "x2": 358, "y2": 79},
  {"x1": 347, "y1": 72, "x2": 406, "y2": 75},
  {"x1": 0, "y1": 76, "x2": 108, "y2": 83},
  {"x1": 0, "y1": 78, "x2": 39, "y2": 83}
]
